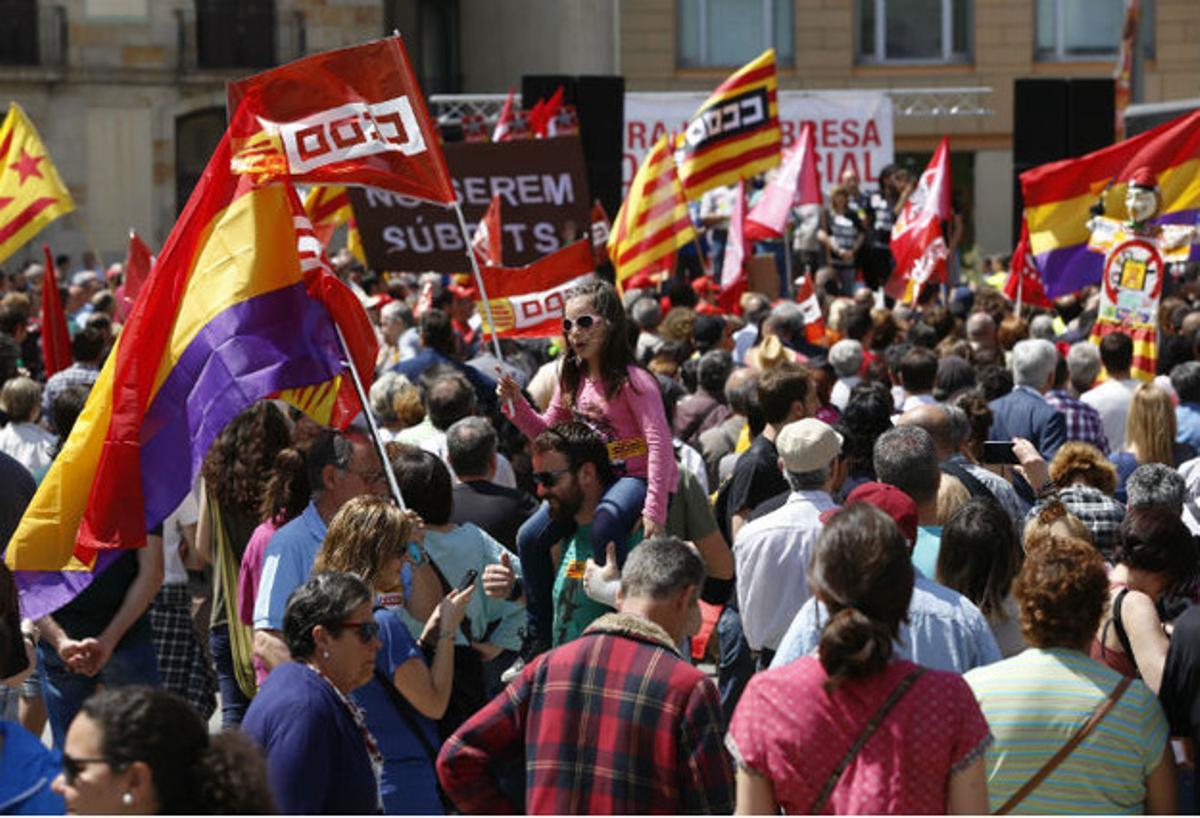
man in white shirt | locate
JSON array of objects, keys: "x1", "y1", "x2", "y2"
[
  {"x1": 1082, "y1": 332, "x2": 1140, "y2": 452},
  {"x1": 733, "y1": 418, "x2": 843, "y2": 669}
]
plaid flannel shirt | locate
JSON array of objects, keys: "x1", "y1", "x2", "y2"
[
  {"x1": 437, "y1": 612, "x2": 734, "y2": 815},
  {"x1": 1045, "y1": 389, "x2": 1110, "y2": 455},
  {"x1": 1029, "y1": 484, "x2": 1125, "y2": 560}
]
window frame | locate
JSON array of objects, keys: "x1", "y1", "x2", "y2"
[
  {"x1": 855, "y1": 0, "x2": 972, "y2": 66},
  {"x1": 676, "y1": 0, "x2": 794, "y2": 69},
  {"x1": 1034, "y1": 0, "x2": 1154, "y2": 63}
]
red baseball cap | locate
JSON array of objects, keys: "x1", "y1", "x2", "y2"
[{"x1": 843, "y1": 482, "x2": 919, "y2": 546}]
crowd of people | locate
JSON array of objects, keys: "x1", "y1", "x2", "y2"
[{"x1": 3, "y1": 220, "x2": 1200, "y2": 816}]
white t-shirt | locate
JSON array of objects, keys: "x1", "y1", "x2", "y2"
[
  {"x1": 0, "y1": 422, "x2": 56, "y2": 476},
  {"x1": 1081, "y1": 377, "x2": 1140, "y2": 453},
  {"x1": 161, "y1": 489, "x2": 200, "y2": 586}
]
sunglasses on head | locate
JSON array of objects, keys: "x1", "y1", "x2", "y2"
[
  {"x1": 562, "y1": 314, "x2": 604, "y2": 334},
  {"x1": 331, "y1": 620, "x2": 380, "y2": 644},
  {"x1": 531, "y1": 467, "x2": 572, "y2": 488},
  {"x1": 61, "y1": 754, "x2": 123, "y2": 787}
]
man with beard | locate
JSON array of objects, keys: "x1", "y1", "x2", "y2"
[{"x1": 528, "y1": 422, "x2": 640, "y2": 646}]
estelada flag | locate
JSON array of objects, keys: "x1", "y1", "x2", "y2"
[
  {"x1": 116, "y1": 230, "x2": 154, "y2": 321},
  {"x1": 472, "y1": 194, "x2": 503, "y2": 267},
  {"x1": 40, "y1": 245, "x2": 70, "y2": 377},
  {"x1": 475, "y1": 239, "x2": 594, "y2": 339},
  {"x1": 674, "y1": 49, "x2": 781, "y2": 200},
  {"x1": 1003, "y1": 219, "x2": 1052, "y2": 310},
  {"x1": 887, "y1": 137, "x2": 951, "y2": 302},
  {"x1": 745, "y1": 121, "x2": 821, "y2": 241},
  {"x1": 0, "y1": 103, "x2": 75, "y2": 265},
  {"x1": 5, "y1": 102, "x2": 376, "y2": 620},
  {"x1": 226, "y1": 35, "x2": 454, "y2": 205},
  {"x1": 608, "y1": 134, "x2": 696, "y2": 288},
  {"x1": 590, "y1": 200, "x2": 611, "y2": 266}
]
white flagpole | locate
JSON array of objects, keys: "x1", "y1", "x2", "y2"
[
  {"x1": 451, "y1": 201, "x2": 513, "y2": 413},
  {"x1": 1016, "y1": 264, "x2": 1024, "y2": 316},
  {"x1": 335, "y1": 324, "x2": 406, "y2": 510}
]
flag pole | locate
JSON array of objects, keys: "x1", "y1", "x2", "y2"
[
  {"x1": 1016, "y1": 263, "x2": 1024, "y2": 316},
  {"x1": 334, "y1": 323, "x2": 406, "y2": 511}
]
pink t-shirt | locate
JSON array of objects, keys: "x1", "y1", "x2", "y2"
[
  {"x1": 506, "y1": 365, "x2": 679, "y2": 525},
  {"x1": 237, "y1": 518, "x2": 280, "y2": 685},
  {"x1": 727, "y1": 657, "x2": 991, "y2": 815}
]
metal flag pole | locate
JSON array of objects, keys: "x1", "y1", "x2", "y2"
[
  {"x1": 451, "y1": 200, "x2": 514, "y2": 414},
  {"x1": 1016, "y1": 263, "x2": 1024, "y2": 316},
  {"x1": 334, "y1": 323, "x2": 406, "y2": 511}
]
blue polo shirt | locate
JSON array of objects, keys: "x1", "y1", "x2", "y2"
[{"x1": 253, "y1": 501, "x2": 328, "y2": 631}]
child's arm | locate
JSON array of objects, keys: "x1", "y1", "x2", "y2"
[
  {"x1": 626, "y1": 368, "x2": 679, "y2": 534},
  {"x1": 498, "y1": 372, "x2": 567, "y2": 440}
]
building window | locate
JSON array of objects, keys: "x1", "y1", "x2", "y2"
[
  {"x1": 677, "y1": 0, "x2": 794, "y2": 69},
  {"x1": 195, "y1": 0, "x2": 276, "y2": 69},
  {"x1": 175, "y1": 107, "x2": 226, "y2": 215},
  {"x1": 1035, "y1": 0, "x2": 1153, "y2": 61},
  {"x1": 857, "y1": 0, "x2": 971, "y2": 64},
  {"x1": 0, "y1": 0, "x2": 40, "y2": 66}
]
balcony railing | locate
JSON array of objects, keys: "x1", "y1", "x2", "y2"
[
  {"x1": 0, "y1": 3, "x2": 67, "y2": 68},
  {"x1": 175, "y1": 3, "x2": 304, "y2": 73}
]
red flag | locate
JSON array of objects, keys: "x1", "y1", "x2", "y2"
[
  {"x1": 589, "y1": 200, "x2": 611, "y2": 266},
  {"x1": 795, "y1": 272, "x2": 826, "y2": 343},
  {"x1": 745, "y1": 122, "x2": 821, "y2": 241},
  {"x1": 40, "y1": 245, "x2": 70, "y2": 377},
  {"x1": 472, "y1": 195, "x2": 503, "y2": 267},
  {"x1": 226, "y1": 36, "x2": 454, "y2": 204},
  {"x1": 1003, "y1": 219, "x2": 1053, "y2": 309},
  {"x1": 887, "y1": 137, "x2": 952, "y2": 301},
  {"x1": 476, "y1": 239, "x2": 594, "y2": 338},
  {"x1": 492, "y1": 88, "x2": 517, "y2": 142},
  {"x1": 718, "y1": 182, "x2": 748, "y2": 313},
  {"x1": 115, "y1": 230, "x2": 154, "y2": 321},
  {"x1": 530, "y1": 86, "x2": 564, "y2": 138}
]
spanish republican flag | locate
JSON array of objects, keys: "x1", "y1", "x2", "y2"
[
  {"x1": 5, "y1": 106, "x2": 376, "y2": 620},
  {"x1": 1021, "y1": 107, "x2": 1200, "y2": 298},
  {"x1": 673, "y1": 49, "x2": 781, "y2": 199},
  {"x1": 608, "y1": 134, "x2": 696, "y2": 289},
  {"x1": 0, "y1": 103, "x2": 75, "y2": 265}
]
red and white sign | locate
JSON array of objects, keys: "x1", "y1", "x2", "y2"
[{"x1": 624, "y1": 91, "x2": 892, "y2": 194}]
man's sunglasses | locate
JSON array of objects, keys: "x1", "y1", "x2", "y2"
[
  {"x1": 562, "y1": 314, "x2": 604, "y2": 334},
  {"x1": 331, "y1": 620, "x2": 380, "y2": 644},
  {"x1": 532, "y1": 468, "x2": 572, "y2": 488},
  {"x1": 62, "y1": 754, "x2": 122, "y2": 786}
]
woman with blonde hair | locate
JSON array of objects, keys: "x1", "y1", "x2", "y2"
[
  {"x1": 1111, "y1": 382, "x2": 1194, "y2": 501},
  {"x1": 313, "y1": 495, "x2": 472, "y2": 815}
]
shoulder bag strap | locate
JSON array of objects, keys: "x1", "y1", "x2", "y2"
[
  {"x1": 1111, "y1": 587, "x2": 1138, "y2": 672},
  {"x1": 995, "y1": 675, "x2": 1133, "y2": 815},
  {"x1": 809, "y1": 667, "x2": 926, "y2": 814}
]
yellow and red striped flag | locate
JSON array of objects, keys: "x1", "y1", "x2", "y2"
[
  {"x1": 674, "y1": 49, "x2": 781, "y2": 199},
  {"x1": 607, "y1": 134, "x2": 696, "y2": 289},
  {"x1": 303, "y1": 184, "x2": 365, "y2": 265},
  {"x1": 0, "y1": 103, "x2": 74, "y2": 265}
]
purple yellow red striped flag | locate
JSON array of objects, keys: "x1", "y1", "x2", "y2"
[
  {"x1": 4, "y1": 103, "x2": 377, "y2": 620},
  {"x1": 0, "y1": 103, "x2": 74, "y2": 265},
  {"x1": 608, "y1": 134, "x2": 696, "y2": 288},
  {"x1": 673, "y1": 49, "x2": 781, "y2": 199}
]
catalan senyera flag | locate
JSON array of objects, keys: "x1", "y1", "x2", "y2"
[
  {"x1": 0, "y1": 103, "x2": 75, "y2": 265},
  {"x1": 673, "y1": 49, "x2": 781, "y2": 199},
  {"x1": 1021, "y1": 107, "x2": 1200, "y2": 298},
  {"x1": 5, "y1": 106, "x2": 377, "y2": 620},
  {"x1": 608, "y1": 134, "x2": 696, "y2": 288},
  {"x1": 474, "y1": 239, "x2": 594, "y2": 339},
  {"x1": 302, "y1": 185, "x2": 365, "y2": 265}
]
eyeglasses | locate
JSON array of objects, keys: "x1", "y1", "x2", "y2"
[
  {"x1": 346, "y1": 467, "x2": 387, "y2": 486},
  {"x1": 331, "y1": 620, "x2": 381, "y2": 644},
  {"x1": 562, "y1": 314, "x2": 604, "y2": 334},
  {"x1": 62, "y1": 754, "x2": 121, "y2": 786},
  {"x1": 532, "y1": 468, "x2": 572, "y2": 488}
]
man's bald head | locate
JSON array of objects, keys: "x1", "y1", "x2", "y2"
[
  {"x1": 966, "y1": 311, "x2": 996, "y2": 345},
  {"x1": 896, "y1": 403, "x2": 954, "y2": 460}
]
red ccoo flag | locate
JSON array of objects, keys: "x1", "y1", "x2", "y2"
[
  {"x1": 40, "y1": 245, "x2": 70, "y2": 377},
  {"x1": 530, "y1": 86, "x2": 564, "y2": 138},
  {"x1": 116, "y1": 230, "x2": 154, "y2": 321},
  {"x1": 745, "y1": 122, "x2": 820, "y2": 242},
  {"x1": 475, "y1": 239, "x2": 594, "y2": 338},
  {"x1": 492, "y1": 87, "x2": 517, "y2": 143},
  {"x1": 472, "y1": 195, "x2": 503, "y2": 267},
  {"x1": 226, "y1": 36, "x2": 455, "y2": 205},
  {"x1": 1004, "y1": 219, "x2": 1052, "y2": 310},
  {"x1": 795, "y1": 272, "x2": 826, "y2": 344},
  {"x1": 887, "y1": 137, "x2": 952, "y2": 302}
]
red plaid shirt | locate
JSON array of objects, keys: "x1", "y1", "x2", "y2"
[{"x1": 437, "y1": 612, "x2": 734, "y2": 815}]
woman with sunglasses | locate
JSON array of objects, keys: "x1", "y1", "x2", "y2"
[
  {"x1": 52, "y1": 686, "x2": 273, "y2": 814},
  {"x1": 496, "y1": 280, "x2": 678, "y2": 660},
  {"x1": 313, "y1": 496, "x2": 473, "y2": 815},
  {"x1": 241, "y1": 571, "x2": 386, "y2": 814}
]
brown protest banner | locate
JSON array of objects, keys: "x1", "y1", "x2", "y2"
[{"x1": 350, "y1": 136, "x2": 591, "y2": 272}]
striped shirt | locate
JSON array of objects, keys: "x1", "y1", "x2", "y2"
[{"x1": 965, "y1": 647, "x2": 1167, "y2": 814}]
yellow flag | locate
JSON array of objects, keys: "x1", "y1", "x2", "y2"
[{"x1": 0, "y1": 103, "x2": 74, "y2": 264}]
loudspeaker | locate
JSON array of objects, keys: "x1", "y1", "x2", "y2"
[
  {"x1": 523, "y1": 74, "x2": 625, "y2": 218},
  {"x1": 1012, "y1": 78, "x2": 1114, "y2": 244}
]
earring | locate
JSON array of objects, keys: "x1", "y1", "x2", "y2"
[
  {"x1": 122, "y1": 792, "x2": 133, "y2": 806},
  {"x1": 322, "y1": 650, "x2": 330, "y2": 659}
]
